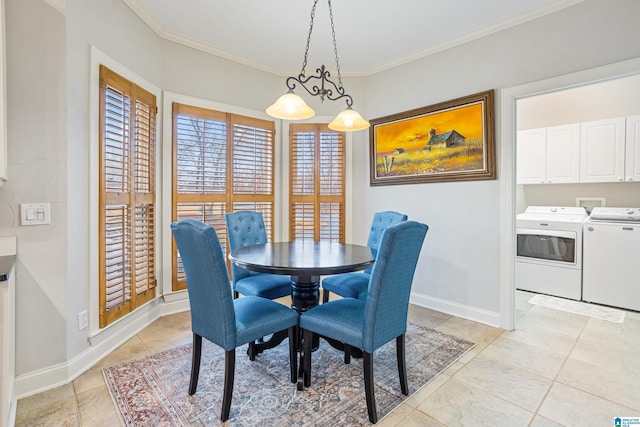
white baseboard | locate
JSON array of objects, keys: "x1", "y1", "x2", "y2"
[
  {"x1": 410, "y1": 292, "x2": 501, "y2": 328},
  {"x1": 13, "y1": 295, "x2": 190, "y2": 399}
]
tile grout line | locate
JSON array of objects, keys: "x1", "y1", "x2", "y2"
[
  {"x1": 548, "y1": 317, "x2": 640, "y2": 414},
  {"x1": 525, "y1": 311, "x2": 589, "y2": 425},
  {"x1": 72, "y1": 380, "x2": 83, "y2": 426}
]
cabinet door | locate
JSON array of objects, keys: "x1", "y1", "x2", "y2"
[
  {"x1": 579, "y1": 117, "x2": 625, "y2": 182},
  {"x1": 516, "y1": 128, "x2": 547, "y2": 184},
  {"x1": 626, "y1": 115, "x2": 640, "y2": 182},
  {"x1": 546, "y1": 124, "x2": 580, "y2": 183}
]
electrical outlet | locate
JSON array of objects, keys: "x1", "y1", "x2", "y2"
[{"x1": 78, "y1": 310, "x2": 88, "y2": 331}]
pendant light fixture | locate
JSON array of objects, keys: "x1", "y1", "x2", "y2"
[{"x1": 266, "y1": 0, "x2": 370, "y2": 132}]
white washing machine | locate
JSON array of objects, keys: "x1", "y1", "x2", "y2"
[{"x1": 582, "y1": 207, "x2": 640, "y2": 311}]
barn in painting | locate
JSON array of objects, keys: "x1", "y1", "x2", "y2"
[{"x1": 424, "y1": 128, "x2": 466, "y2": 149}]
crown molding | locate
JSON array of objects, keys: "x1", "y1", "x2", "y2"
[{"x1": 121, "y1": 0, "x2": 584, "y2": 77}]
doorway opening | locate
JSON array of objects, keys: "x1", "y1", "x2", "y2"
[{"x1": 499, "y1": 57, "x2": 640, "y2": 330}]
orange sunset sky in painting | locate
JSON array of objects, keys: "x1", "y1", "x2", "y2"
[{"x1": 374, "y1": 102, "x2": 484, "y2": 153}]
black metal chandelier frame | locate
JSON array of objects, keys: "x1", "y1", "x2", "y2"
[{"x1": 284, "y1": 0, "x2": 355, "y2": 109}]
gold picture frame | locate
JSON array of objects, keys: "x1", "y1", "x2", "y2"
[{"x1": 369, "y1": 90, "x2": 496, "y2": 186}]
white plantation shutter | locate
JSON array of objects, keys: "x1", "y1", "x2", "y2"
[
  {"x1": 290, "y1": 124, "x2": 345, "y2": 242},
  {"x1": 99, "y1": 65, "x2": 157, "y2": 328},
  {"x1": 172, "y1": 104, "x2": 275, "y2": 290}
]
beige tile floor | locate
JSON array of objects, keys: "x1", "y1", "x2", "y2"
[{"x1": 14, "y1": 291, "x2": 640, "y2": 426}]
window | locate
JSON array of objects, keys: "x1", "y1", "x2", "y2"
[
  {"x1": 98, "y1": 65, "x2": 157, "y2": 328},
  {"x1": 172, "y1": 103, "x2": 275, "y2": 290},
  {"x1": 289, "y1": 123, "x2": 345, "y2": 242}
]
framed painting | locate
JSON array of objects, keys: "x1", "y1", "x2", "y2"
[{"x1": 369, "y1": 90, "x2": 495, "y2": 186}]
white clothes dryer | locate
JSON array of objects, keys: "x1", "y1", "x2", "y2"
[{"x1": 515, "y1": 206, "x2": 588, "y2": 300}]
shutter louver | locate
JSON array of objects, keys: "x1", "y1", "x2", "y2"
[
  {"x1": 320, "y1": 131, "x2": 344, "y2": 196},
  {"x1": 134, "y1": 204, "x2": 155, "y2": 295},
  {"x1": 320, "y1": 202, "x2": 343, "y2": 242},
  {"x1": 291, "y1": 130, "x2": 315, "y2": 196},
  {"x1": 104, "y1": 86, "x2": 130, "y2": 193},
  {"x1": 233, "y1": 123, "x2": 273, "y2": 194},
  {"x1": 175, "y1": 113, "x2": 227, "y2": 194},
  {"x1": 134, "y1": 100, "x2": 154, "y2": 193},
  {"x1": 292, "y1": 202, "x2": 315, "y2": 241},
  {"x1": 104, "y1": 205, "x2": 131, "y2": 311},
  {"x1": 175, "y1": 202, "x2": 228, "y2": 283}
]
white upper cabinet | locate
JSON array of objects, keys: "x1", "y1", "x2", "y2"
[
  {"x1": 626, "y1": 115, "x2": 640, "y2": 182},
  {"x1": 546, "y1": 124, "x2": 580, "y2": 183},
  {"x1": 517, "y1": 116, "x2": 640, "y2": 185},
  {"x1": 516, "y1": 128, "x2": 547, "y2": 184},
  {"x1": 516, "y1": 124, "x2": 579, "y2": 184},
  {"x1": 579, "y1": 118, "x2": 625, "y2": 182}
]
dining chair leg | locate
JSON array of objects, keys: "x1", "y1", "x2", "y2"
[
  {"x1": 302, "y1": 329, "x2": 313, "y2": 388},
  {"x1": 188, "y1": 333, "x2": 202, "y2": 395},
  {"x1": 288, "y1": 326, "x2": 298, "y2": 383},
  {"x1": 221, "y1": 349, "x2": 236, "y2": 422},
  {"x1": 343, "y1": 343, "x2": 352, "y2": 364},
  {"x1": 322, "y1": 289, "x2": 330, "y2": 303},
  {"x1": 396, "y1": 334, "x2": 408, "y2": 395},
  {"x1": 363, "y1": 351, "x2": 378, "y2": 424},
  {"x1": 248, "y1": 341, "x2": 256, "y2": 361}
]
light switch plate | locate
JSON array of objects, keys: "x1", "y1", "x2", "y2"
[{"x1": 20, "y1": 203, "x2": 51, "y2": 226}]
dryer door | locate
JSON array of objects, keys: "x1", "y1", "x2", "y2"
[{"x1": 516, "y1": 228, "x2": 577, "y2": 266}]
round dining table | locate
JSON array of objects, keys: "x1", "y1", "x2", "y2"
[
  {"x1": 230, "y1": 241, "x2": 374, "y2": 383},
  {"x1": 229, "y1": 241, "x2": 374, "y2": 313}
]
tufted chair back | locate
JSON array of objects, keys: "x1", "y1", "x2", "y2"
[
  {"x1": 226, "y1": 211, "x2": 268, "y2": 283},
  {"x1": 299, "y1": 220, "x2": 428, "y2": 423},
  {"x1": 362, "y1": 220, "x2": 428, "y2": 352},
  {"x1": 170, "y1": 219, "x2": 237, "y2": 350},
  {"x1": 171, "y1": 219, "x2": 299, "y2": 421},
  {"x1": 364, "y1": 211, "x2": 408, "y2": 273}
]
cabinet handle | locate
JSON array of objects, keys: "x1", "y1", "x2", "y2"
[
  {"x1": 618, "y1": 177, "x2": 623, "y2": 181},
  {"x1": 627, "y1": 177, "x2": 633, "y2": 181}
]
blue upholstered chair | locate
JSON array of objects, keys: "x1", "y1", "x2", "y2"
[
  {"x1": 322, "y1": 211, "x2": 408, "y2": 303},
  {"x1": 170, "y1": 219, "x2": 299, "y2": 422},
  {"x1": 226, "y1": 211, "x2": 292, "y2": 300},
  {"x1": 300, "y1": 220, "x2": 428, "y2": 424}
]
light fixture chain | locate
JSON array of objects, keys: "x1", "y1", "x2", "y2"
[
  {"x1": 327, "y1": 0, "x2": 344, "y2": 90},
  {"x1": 300, "y1": 0, "x2": 320, "y2": 76}
]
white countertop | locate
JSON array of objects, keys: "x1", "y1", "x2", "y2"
[{"x1": 0, "y1": 237, "x2": 16, "y2": 281}]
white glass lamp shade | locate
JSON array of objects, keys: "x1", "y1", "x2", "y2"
[
  {"x1": 328, "y1": 107, "x2": 370, "y2": 132},
  {"x1": 266, "y1": 91, "x2": 315, "y2": 120}
]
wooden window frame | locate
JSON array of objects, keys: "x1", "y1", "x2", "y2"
[
  {"x1": 98, "y1": 65, "x2": 157, "y2": 328},
  {"x1": 171, "y1": 102, "x2": 276, "y2": 290}
]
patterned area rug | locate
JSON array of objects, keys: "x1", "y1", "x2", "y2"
[
  {"x1": 103, "y1": 323, "x2": 474, "y2": 426},
  {"x1": 529, "y1": 294, "x2": 626, "y2": 323}
]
